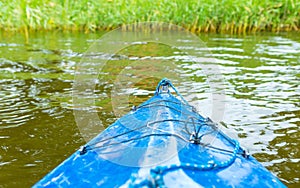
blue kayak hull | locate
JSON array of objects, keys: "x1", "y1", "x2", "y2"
[{"x1": 33, "y1": 80, "x2": 286, "y2": 187}]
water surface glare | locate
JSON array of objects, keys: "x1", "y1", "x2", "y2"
[{"x1": 0, "y1": 31, "x2": 299, "y2": 187}]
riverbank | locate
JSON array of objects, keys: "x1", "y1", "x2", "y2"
[{"x1": 0, "y1": 0, "x2": 299, "y2": 34}]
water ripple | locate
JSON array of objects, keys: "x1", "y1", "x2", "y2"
[{"x1": 0, "y1": 32, "x2": 299, "y2": 187}]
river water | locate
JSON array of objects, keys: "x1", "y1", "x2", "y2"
[{"x1": 0, "y1": 31, "x2": 299, "y2": 187}]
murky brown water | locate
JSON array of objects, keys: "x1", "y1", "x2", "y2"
[{"x1": 0, "y1": 31, "x2": 299, "y2": 187}]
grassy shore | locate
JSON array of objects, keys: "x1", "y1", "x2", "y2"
[{"x1": 0, "y1": 0, "x2": 299, "y2": 34}]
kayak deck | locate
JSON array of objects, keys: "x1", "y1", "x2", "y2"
[{"x1": 33, "y1": 79, "x2": 286, "y2": 187}]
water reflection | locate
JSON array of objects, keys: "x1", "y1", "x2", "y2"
[{"x1": 0, "y1": 31, "x2": 299, "y2": 187}]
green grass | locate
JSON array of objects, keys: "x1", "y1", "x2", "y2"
[{"x1": 0, "y1": 0, "x2": 299, "y2": 33}]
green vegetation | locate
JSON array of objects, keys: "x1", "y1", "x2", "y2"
[{"x1": 0, "y1": 0, "x2": 299, "y2": 33}]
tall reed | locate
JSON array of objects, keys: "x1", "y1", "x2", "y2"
[{"x1": 0, "y1": 0, "x2": 299, "y2": 33}]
